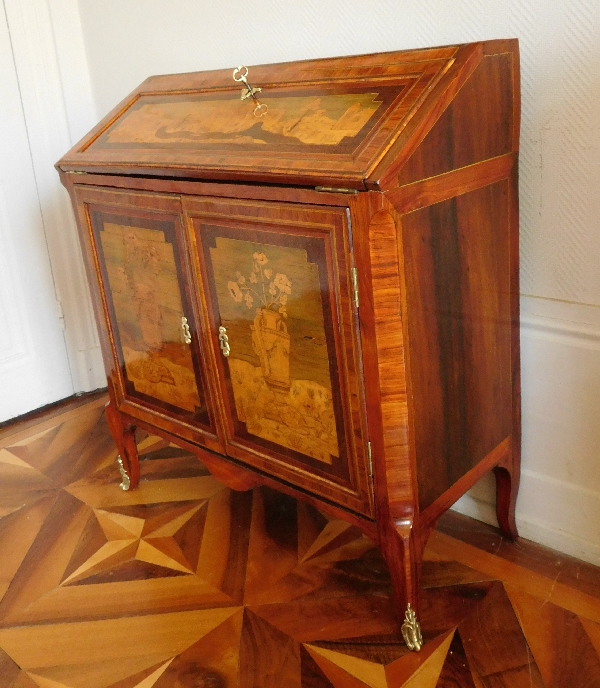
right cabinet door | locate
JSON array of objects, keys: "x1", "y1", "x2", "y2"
[{"x1": 186, "y1": 197, "x2": 373, "y2": 516}]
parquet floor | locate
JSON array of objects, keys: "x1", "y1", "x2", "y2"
[{"x1": 0, "y1": 396, "x2": 599, "y2": 687}]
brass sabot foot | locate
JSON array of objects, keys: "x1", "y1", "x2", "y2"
[
  {"x1": 401, "y1": 603, "x2": 423, "y2": 652},
  {"x1": 116, "y1": 454, "x2": 131, "y2": 491}
]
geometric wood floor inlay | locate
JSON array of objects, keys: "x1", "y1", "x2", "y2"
[{"x1": 0, "y1": 395, "x2": 599, "y2": 687}]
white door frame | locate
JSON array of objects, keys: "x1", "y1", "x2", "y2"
[{"x1": 4, "y1": 0, "x2": 105, "y2": 393}]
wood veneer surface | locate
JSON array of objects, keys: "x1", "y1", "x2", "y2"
[
  {"x1": 402, "y1": 181, "x2": 512, "y2": 512},
  {"x1": 396, "y1": 53, "x2": 514, "y2": 186},
  {"x1": 0, "y1": 398, "x2": 597, "y2": 687}
]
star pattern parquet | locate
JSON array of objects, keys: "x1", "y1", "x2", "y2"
[{"x1": 0, "y1": 396, "x2": 599, "y2": 687}]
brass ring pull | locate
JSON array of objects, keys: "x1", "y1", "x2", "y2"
[
  {"x1": 218, "y1": 326, "x2": 231, "y2": 357},
  {"x1": 181, "y1": 316, "x2": 192, "y2": 344},
  {"x1": 233, "y1": 65, "x2": 268, "y2": 117}
]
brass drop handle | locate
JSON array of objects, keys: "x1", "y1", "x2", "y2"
[
  {"x1": 218, "y1": 326, "x2": 231, "y2": 357},
  {"x1": 181, "y1": 316, "x2": 192, "y2": 344},
  {"x1": 233, "y1": 66, "x2": 268, "y2": 117}
]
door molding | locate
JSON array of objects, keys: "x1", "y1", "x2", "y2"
[
  {"x1": 4, "y1": 0, "x2": 105, "y2": 391},
  {"x1": 0, "y1": 180, "x2": 33, "y2": 370}
]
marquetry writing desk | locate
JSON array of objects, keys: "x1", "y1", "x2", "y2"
[{"x1": 57, "y1": 39, "x2": 521, "y2": 650}]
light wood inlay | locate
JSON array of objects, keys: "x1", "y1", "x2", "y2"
[
  {"x1": 104, "y1": 92, "x2": 384, "y2": 147},
  {"x1": 387, "y1": 153, "x2": 515, "y2": 215}
]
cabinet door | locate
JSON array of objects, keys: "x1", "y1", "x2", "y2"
[
  {"x1": 74, "y1": 186, "x2": 221, "y2": 449},
  {"x1": 186, "y1": 197, "x2": 373, "y2": 516}
]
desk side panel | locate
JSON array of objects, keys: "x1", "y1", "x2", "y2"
[
  {"x1": 393, "y1": 42, "x2": 519, "y2": 190},
  {"x1": 400, "y1": 181, "x2": 513, "y2": 511}
]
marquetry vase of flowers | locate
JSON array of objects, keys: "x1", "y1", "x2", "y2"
[{"x1": 228, "y1": 252, "x2": 292, "y2": 391}]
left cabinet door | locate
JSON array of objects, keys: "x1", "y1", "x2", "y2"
[{"x1": 73, "y1": 185, "x2": 222, "y2": 450}]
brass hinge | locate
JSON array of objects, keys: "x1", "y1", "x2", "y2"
[
  {"x1": 315, "y1": 186, "x2": 359, "y2": 194},
  {"x1": 366, "y1": 441, "x2": 373, "y2": 477},
  {"x1": 351, "y1": 267, "x2": 360, "y2": 309}
]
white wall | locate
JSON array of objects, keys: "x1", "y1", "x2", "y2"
[{"x1": 75, "y1": 0, "x2": 600, "y2": 564}]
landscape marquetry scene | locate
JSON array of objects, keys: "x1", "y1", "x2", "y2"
[
  {"x1": 103, "y1": 92, "x2": 383, "y2": 148},
  {"x1": 209, "y1": 236, "x2": 339, "y2": 464},
  {"x1": 100, "y1": 222, "x2": 203, "y2": 414}
]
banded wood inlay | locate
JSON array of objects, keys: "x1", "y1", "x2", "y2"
[{"x1": 367, "y1": 208, "x2": 413, "y2": 515}]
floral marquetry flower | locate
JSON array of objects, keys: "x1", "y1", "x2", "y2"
[
  {"x1": 273, "y1": 273, "x2": 292, "y2": 295},
  {"x1": 228, "y1": 251, "x2": 292, "y2": 313},
  {"x1": 227, "y1": 281, "x2": 243, "y2": 303},
  {"x1": 253, "y1": 252, "x2": 268, "y2": 266}
]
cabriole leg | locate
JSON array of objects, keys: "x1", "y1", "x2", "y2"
[
  {"x1": 105, "y1": 400, "x2": 140, "y2": 491},
  {"x1": 493, "y1": 461, "x2": 520, "y2": 541},
  {"x1": 379, "y1": 517, "x2": 427, "y2": 652}
]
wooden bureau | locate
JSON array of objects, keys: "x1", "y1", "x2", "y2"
[{"x1": 57, "y1": 39, "x2": 521, "y2": 650}]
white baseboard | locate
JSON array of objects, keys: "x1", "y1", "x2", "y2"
[
  {"x1": 453, "y1": 469, "x2": 600, "y2": 567},
  {"x1": 452, "y1": 295, "x2": 600, "y2": 567},
  {"x1": 452, "y1": 495, "x2": 498, "y2": 529}
]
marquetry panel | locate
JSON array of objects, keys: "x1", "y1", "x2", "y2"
[
  {"x1": 91, "y1": 211, "x2": 206, "y2": 417},
  {"x1": 60, "y1": 46, "x2": 463, "y2": 188},
  {"x1": 73, "y1": 186, "x2": 221, "y2": 449},
  {"x1": 186, "y1": 196, "x2": 372, "y2": 516},
  {"x1": 0, "y1": 397, "x2": 598, "y2": 687}
]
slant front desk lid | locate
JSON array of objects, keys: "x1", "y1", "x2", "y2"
[{"x1": 57, "y1": 44, "x2": 485, "y2": 189}]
